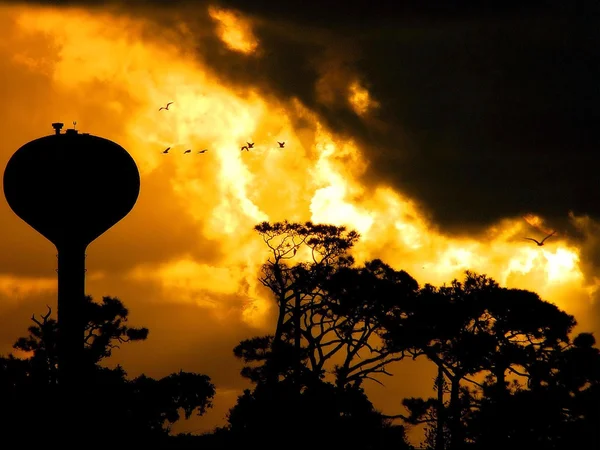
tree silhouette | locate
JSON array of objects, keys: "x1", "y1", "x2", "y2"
[
  {"x1": 0, "y1": 295, "x2": 215, "y2": 445},
  {"x1": 12, "y1": 296, "x2": 148, "y2": 375},
  {"x1": 240, "y1": 223, "x2": 416, "y2": 391},
  {"x1": 2, "y1": 219, "x2": 598, "y2": 449},
  {"x1": 227, "y1": 223, "x2": 417, "y2": 449},
  {"x1": 127, "y1": 370, "x2": 216, "y2": 437},
  {"x1": 384, "y1": 271, "x2": 585, "y2": 450},
  {"x1": 322, "y1": 258, "x2": 420, "y2": 387},
  {"x1": 225, "y1": 378, "x2": 412, "y2": 450},
  {"x1": 251, "y1": 220, "x2": 359, "y2": 387},
  {"x1": 468, "y1": 331, "x2": 600, "y2": 449}
]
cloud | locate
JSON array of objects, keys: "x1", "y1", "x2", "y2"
[
  {"x1": 8, "y1": 1, "x2": 599, "y2": 235},
  {"x1": 57, "y1": 0, "x2": 594, "y2": 238},
  {"x1": 3, "y1": 0, "x2": 598, "y2": 333},
  {"x1": 1, "y1": 3, "x2": 600, "y2": 442},
  {"x1": 214, "y1": 7, "x2": 600, "y2": 233}
]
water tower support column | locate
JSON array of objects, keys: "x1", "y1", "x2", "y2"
[{"x1": 56, "y1": 243, "x2": 87, "y2": 385}]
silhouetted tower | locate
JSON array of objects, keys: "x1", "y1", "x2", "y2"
[{"x1": 3, "y1": 122, "x2": 140, "y2": 386}]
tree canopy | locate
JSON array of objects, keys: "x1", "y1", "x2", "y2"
[
  {"x1": 0, "y1": 296, "x2": 215, "y2": 446},
  {"x1": 1, "y1": 221, "x2": 598, "y2": 450}
]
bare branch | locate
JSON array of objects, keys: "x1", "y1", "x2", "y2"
[
  {"x1": 43, "y1": 305, "x2": 52, "y2": 321},
  {"x1": 31, "y1": 305, "x2": 52, "y2": 327}
]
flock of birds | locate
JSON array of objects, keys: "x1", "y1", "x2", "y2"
[
  {"x1": 158, "y1": 102, "x2": 556, "y2": 250},
  {"x1": 158, "y1": 102, "x2": 286, "y2": 155}
]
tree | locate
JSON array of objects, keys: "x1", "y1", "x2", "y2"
[
  {"x1": 468, "y1": 331, "x2": 600, "y2": 449},
  {"x1": 383, "y1": 272, "x2": 577, "y2": 450},
  {"x1": 12, "y1": 296, "x2": 148, "y2": 377},
  {"x1": 0, "y1": 296, "x2": 216, "y2": 445},
  {"x1": 127, "y1": 371, "x2": 216, "y2": 437},
  {"x1": 225, "y1": 377, "x2": 412, "y2": 450},
  {"x1": 229, "y1": 222, "x2": 419, "y2": 449},
  {"x1": 322, "y1": 258, "x2": 420, "y2": 387},
  {"x1": 251, "y1": 220, "x2": 359, "y2": 387},
  {"x1": 240, "y1": 222, "x2": 415, "y2": 391}
]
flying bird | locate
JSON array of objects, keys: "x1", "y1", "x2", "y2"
[
  {"x1": 184, "y1": 149, "x2": 191, "y2": 154},
  {"x1": 163, "y1": 147, "x2": 170, "y2": 154},
  {"x1": 247, "y1": 142, "x2": 254, "y2": 148},
  {"x1": 198, "y1": 149, "x2": 208, "y2": 154},
  {"x1": 277, "y1": 141, "x2": 285, "y2": 148},
  {"x1": 524, "y1": 230, "x2": 556, "y2": 247},
  {"x1": 159, "y1": 102, "x2": 173, "y2": 111},
  {"x1": 241, "y1": 145, "x2": 249, "y2": 151}
]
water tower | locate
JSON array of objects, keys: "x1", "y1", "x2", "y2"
[{"x1": 3, "y1": 122, "x2": 140, "y2": 385}]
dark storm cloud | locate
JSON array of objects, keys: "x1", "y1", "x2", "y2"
[
  {"x1": 355, "y1": 17, "x2": 600, "y2": 232},
  {"x1": 4, "y1": 0, "x2": 600, "y2": 237},
  {"x1": 188, "y1": 2, "x2": 600, "y2": 237}
]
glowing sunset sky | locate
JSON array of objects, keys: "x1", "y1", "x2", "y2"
[{"x1": 0, "y1": 1, "x2": 597, "y2": 442}]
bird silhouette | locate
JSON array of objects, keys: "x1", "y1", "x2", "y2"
[
  {"x1": 198, "y1": 149, "x2": 208, "y2": 154},
  {"x1": 184, "y1": 149, "x2": 191, "y2": 154},
  {"x1": 159, "y1": 102, "x2": 173, "y2": 111},
  {"x1": 524, "y1": 230, "x2": 556, "y2": 246},
  {"x1": 278, "y1": 141, "x2": 285, "y2": 148},
  {"x1": 247, "y1": 142, "x2": 254, "y2": 148},
  {"x1": 163, "y1": 147, "x2": 170, "y2": 154},
  {"x1": 241, "y1": 145, "x2": 249, "y2": 151}
]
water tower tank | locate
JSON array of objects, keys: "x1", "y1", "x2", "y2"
[{"x1": 3, "y1": 123, "x2": 140, "y2": 249}]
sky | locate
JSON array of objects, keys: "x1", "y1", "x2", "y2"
[{"x1": 0, "y1": 0, "x2": 598, "y2": 443}]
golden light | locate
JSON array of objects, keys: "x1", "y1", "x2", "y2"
[
  {"x1": 3, "y1": 3, "x2": 599, "y2": 441},
  {"x1": 522, "y1": 212, "x2": 554, "y2": 235},
  {"x1": 543, "y1": 247, "x2": 581, "y2": 283},
  {"x1": 348, "y1": 80, "x2": 379, "y2": 115},
  {"x1": 208, "y1": 5, "x2": 259, "y2": 55},
  {"x1": 523, "y1": 212, "x2": 544, "y2": 229},
  {"x1": 7, "y1": 2, "x2": 593, "y2": 324},
  {"x1": 0, "y1": 275, "x2": 56, "y2": 302}
]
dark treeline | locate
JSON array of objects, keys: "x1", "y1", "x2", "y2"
[{"x1": 1, "y1": 221, "x2": 598, "y2": 449}]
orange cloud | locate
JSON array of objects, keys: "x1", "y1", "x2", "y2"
[{"x1": 0, "y1": 4, "x2": 597, "y2": 445}]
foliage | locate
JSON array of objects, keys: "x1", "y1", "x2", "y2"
[
  {"x1": 1, "y1": 220, "x2": 599, "y2": 449},
  {"x1": 0, "y1": 296, "x2": 215, "y2": 445}
]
